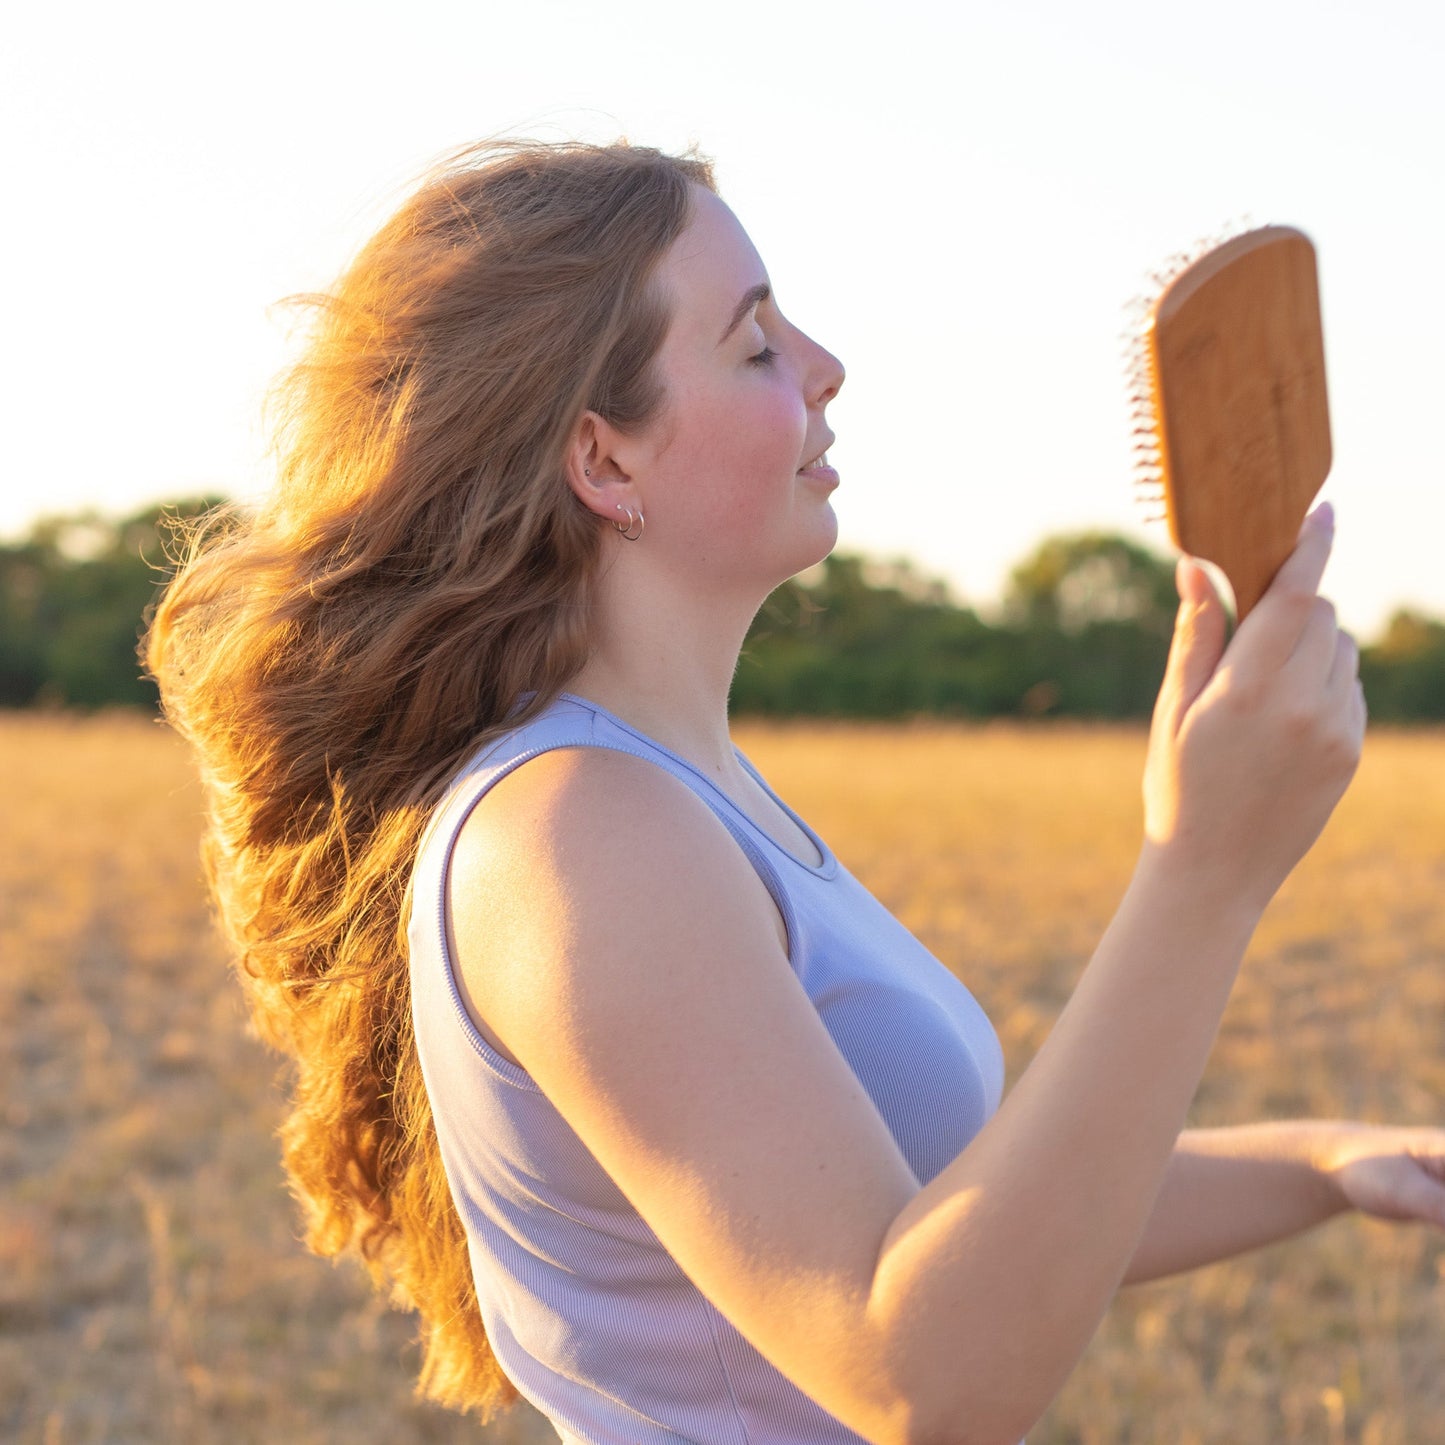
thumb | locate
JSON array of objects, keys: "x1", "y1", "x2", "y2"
[{"x1": 1161, "y1": 558, "x2": 1227, "y2": 720}]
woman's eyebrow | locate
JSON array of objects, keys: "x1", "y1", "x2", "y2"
[{"x1": 717, "y1": 282, "x2": 771, "y2": 345}]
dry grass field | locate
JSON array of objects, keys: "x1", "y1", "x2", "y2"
[{"x1": 2, "y1": 712, "x2": 1442, "y2": 1444}]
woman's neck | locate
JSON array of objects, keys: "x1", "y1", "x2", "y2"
[{"x1": 564, "y1": 564, "x2": 762, "y2": 780}]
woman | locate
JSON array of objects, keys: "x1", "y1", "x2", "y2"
[{"x1": 148, "y1": 140, "x2": 1445, "y2": 1445}]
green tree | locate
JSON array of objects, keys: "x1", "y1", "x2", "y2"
[
  {"x1": 1003, "y1": 532, "x2": 1177, "y2": 637},
  {"x1": 735, "y1": 542, "x2": 1177, "y2": 720},
  {"x1": 736, "y1": 554, "x2": 994, "y2": 717},
  {"x1": 1360, "y1": 609, "x2": 1445, "y2": 721},
  {"x1": 0, "y1": 497, "x2": 223, "y2": 708}
]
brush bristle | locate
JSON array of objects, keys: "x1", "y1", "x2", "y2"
[{"x1": 1123, "y1": 217, "x2": 1258, "y2": 534}]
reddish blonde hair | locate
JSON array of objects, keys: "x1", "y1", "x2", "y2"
[{"x1": 146, "y1": 139, "x2": 715, "y2": 1416}]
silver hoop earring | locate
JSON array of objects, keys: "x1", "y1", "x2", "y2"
[{"x1": 612, "y1": 504, "x2": 644, "y2": 542}]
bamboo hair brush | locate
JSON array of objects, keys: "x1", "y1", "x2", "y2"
[{"x1": 1127, "y1": 226, "x2": 1332, "y2": 619}]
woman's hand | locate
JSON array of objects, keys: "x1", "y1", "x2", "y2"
[
  {"x1": 1141, "y1": 503, "x2": 1367, "y2": 918},
  {"x1": 1324, "y1": 1124, "x2": 1445, "y2": 1229}
]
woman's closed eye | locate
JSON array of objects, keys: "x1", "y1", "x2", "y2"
[{"x1": 749, "y1": 345, "x2": 779, "y2": 367}]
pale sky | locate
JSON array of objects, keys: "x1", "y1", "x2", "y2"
[{"x1": 4, "y1": 0, "x2": 1442, "y2": 639}]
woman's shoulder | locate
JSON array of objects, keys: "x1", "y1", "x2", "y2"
[
  {"x1": 446, "y1": 743, "x2": 789, "y2": 1036},
  {"x1": 450, "y1": 741, "x2": 733, "y2": 884}
]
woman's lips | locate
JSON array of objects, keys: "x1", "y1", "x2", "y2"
[
  {"x1": 797, "y1": 436, "x2": 839, "y2": 490},
  {"x1": 798, "y1": 459, "x2": 840, "y2": 487}
]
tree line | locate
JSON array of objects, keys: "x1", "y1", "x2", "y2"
[{"x1": 2, "y1": 501, "x2": 1443, "y2": 720}]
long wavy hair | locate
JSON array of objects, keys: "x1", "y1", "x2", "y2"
[{"x1": 146, "y1": 139, "x2": 715, "y2": 1416}]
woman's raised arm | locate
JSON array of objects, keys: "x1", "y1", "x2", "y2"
[{"x1": 450, "y1": 508, "x2": 1363, "y2": 1445}]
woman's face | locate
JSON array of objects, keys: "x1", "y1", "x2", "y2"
[{"x1": 621, "y1": 186, "x2": 846, "y2": 593}]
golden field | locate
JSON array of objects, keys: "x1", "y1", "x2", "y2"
[{"x1": 2, "y1": 712, "x2": 1442, "y2": 1444}]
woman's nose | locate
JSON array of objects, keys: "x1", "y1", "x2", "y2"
[{"x1": 812, "y1": 341, "x2": 845, "y2": 406}]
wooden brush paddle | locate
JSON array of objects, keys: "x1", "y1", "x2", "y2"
[{"x1": 1128, "y1": 226, "x2": 1333, "y2": 619}]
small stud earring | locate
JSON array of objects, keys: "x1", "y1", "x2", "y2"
[{"x1": 584, "y1": 467, "x2": 590, "y2": 477}]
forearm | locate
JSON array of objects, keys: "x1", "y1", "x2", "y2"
[
  {"x1": 868, "y1": 848, "x2": 1261, "y2": 1445},
  {"x1": 861, "y1": 521, "x2": 1362, "y2": 1444},
  {"x1": 1122, "y1": 1121, "x2": 1354, "y2": 1285}
]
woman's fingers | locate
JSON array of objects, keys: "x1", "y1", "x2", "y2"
[
  {"x1": 1280, "y1": 595, "x2": 1344, "y2": 691},
  {"x1": 1228, "y1": 504, "x2": 1337, "y2": 675},
  {"x1": 1381, "y1": 1161, "x2": 1445, "y2": 1230},
  {"x1": 1140, "y1": 503, "x2": 1365, "y2": 914},
  {"x1": 1153, "y1": 558, "x2": 1228, "y2": 738},
  {"x1": 1329, "y1": 626, "x2": 1360, "y2": 691},
  {"x1": 1338, "y1": 1151, "x2": 1445, "y2": 1230},
  {"x1": 1326, "y1": 630, "x2": 1365, "y2": 740},
  {"x1": 1330, "y1": 1127, "x2": 1445, "y2": 1229},
  {"x1": 1225, "y1": 509, "x2": 1361, "y2": 760}
]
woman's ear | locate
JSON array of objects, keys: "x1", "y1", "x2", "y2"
[{"x1": 565, "y1": 410, "x2": 639, "y2": 522}]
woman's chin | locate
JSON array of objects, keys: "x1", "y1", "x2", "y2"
[{"x1": 780, "y1": 513, "x2": 839, "y2": 583}]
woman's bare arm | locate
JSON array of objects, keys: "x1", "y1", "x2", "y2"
[
  {"x1": 1124, "y1": 1120, "x2": 1445, "y2": 1285},
  {"x1": 450, "y1": 512, "x2": 1363, "y2": 1445},
  {"x1": 1122, "y1": 1123, "x2": 1350, "y2": 1284}
]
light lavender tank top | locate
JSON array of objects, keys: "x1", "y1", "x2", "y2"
[{"x1": 407, "y1": 694, "x2": 1006, "y2": 1444}]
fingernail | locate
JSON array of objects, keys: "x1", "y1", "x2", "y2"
[{"x1": 1310, "y1": 501, "x2": 1336, "y2": 533}]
